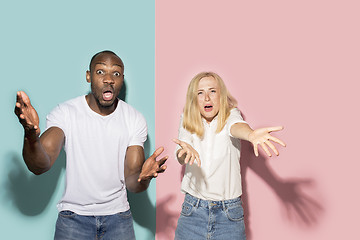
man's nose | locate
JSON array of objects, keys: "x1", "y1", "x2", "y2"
[{"x1": 103, "y1": 74, "x2": 115, "y2": 84}]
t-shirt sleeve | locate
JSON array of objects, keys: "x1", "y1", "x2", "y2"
[
  {"x1": 128, "y1": 112, "x2": 147, "y2": 148},
  {"x1": 45, "y1": 104, "x2": 67, "y2": 133},
  {"x1": 227, "y1": 108, "x2": 247, "y2": 137}
]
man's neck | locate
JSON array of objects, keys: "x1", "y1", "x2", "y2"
[{"x1": 85, "y1": 94, "x2": 118, "y2": 116}]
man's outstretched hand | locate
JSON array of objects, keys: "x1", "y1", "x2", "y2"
[
  {"x1": 138, "y1": 147, "x2": 168, "y2": 182},
  {"x1": 14, "y1": 91, "x2": 40, "y2": 140}
]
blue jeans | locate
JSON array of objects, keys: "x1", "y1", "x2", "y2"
[
  {"x1": 175, "y1": 194, "x2": 246, "y2": 240},
  {"x1": 54, "y1": 209, "x2": 135, "y2": 240}
]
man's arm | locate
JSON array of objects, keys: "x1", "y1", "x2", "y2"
[
  {"x1": 15, "y1": 91, "x2": 64, "y2": 175},
  {"x1": 124, "y1": 146, "x2": 167, "y2": 193},
  {"x1": 230, "y1": 122, "x2": 286, "y2": 157}
]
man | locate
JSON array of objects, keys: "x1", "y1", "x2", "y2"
[{"x1": 14, "y1": 50, "x2": 167, "y2": 240}]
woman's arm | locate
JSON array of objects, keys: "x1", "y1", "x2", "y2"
[{"x1": 230, "y1": 122, "x2": 286, "y2": 157}]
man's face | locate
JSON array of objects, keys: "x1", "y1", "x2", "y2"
[
  {"x1": 197, "y1": 76, "x2": 221, "y2": 123},
  {"x1": 86, "y1": 53, "x2": 124, "y2": 108}
]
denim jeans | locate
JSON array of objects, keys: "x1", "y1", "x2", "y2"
[
  {"x1": 54, "y1": 209, "x2": 135, "y2": 240},
  {"x1": 175, "y1": 193, "x2": 246, "y2": 240}
]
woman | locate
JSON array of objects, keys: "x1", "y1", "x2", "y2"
[{"x1": 173, "y1": 72, "x2": 286, "y2": 240}]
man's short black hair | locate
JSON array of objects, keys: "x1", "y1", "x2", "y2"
[{"x1": 89, "y1": 50, "x2": 123, "y2": 72}]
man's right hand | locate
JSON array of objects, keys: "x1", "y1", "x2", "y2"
[{"x1": 14, "y1": 91, "x2": 40, "y2": 141}]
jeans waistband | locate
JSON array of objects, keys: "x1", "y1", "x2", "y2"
[{"x1": 184, "y1": 193, "x2": 241, "y2": 209}]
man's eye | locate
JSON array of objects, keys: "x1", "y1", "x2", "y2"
[
  {"x1": 114, "y1": 72, "x2": 121, "y2": 77},
  {"x1": 96, "y1": 70, "x2": 104, "y2": 74}
]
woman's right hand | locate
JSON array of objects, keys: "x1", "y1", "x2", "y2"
[{"x1": 173, "y1": 139, "x2": 201, "y2": 167}]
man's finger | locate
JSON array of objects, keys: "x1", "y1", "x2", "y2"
[
  {"x1": 158, "y1": 156, "x2": 168, "y2": 166},
  {"x1": 156, "y1": 167, "x2": 166, "y2": 173},
  {"x1": 16, "y1": 91, "x2": 24, "y2": 106},
  {"x1": 19, "y1": 91, "x2": 31, "y2": 106},
  {"x1": 151, "y1": 146, "x2": 164, "y2": 158}
]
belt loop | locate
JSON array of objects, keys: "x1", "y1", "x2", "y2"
[
  {"x1": 222, "y1": 200, "x2": 226, "y2": 210},
  {"x1": 195, "y1": 197, "x2": 200, "y2": 208}
]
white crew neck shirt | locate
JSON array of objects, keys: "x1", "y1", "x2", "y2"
[
  {"x1": 46, "y1": 95, "x2": 147, "y2": 215},
  {"x1": 178, "y1": 108, "x2": 246, "y2": 201}
]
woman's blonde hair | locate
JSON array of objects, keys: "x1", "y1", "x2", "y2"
[{"x1": 182, "y1": 72, "x2": 237, "y2": 138}]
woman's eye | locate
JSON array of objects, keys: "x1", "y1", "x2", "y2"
[
  {"x1": 211, "y1": 90, "x2": 216, "y2": 93},
  {"x1": 198, "y1": 92, "x2": 203, "y2": 95},
  {"x1": 96, "y1": 70, "x2": 104, "y2": 74}
]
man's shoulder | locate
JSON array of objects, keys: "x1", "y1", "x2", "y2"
[
  {"x1": 49, "y1": 95, "x2": 85, "y2": 115},
  {"x1": 60, "y1": 95, "x2": 85, "y2": 106},
  {"x1": 117, "y1": 99, "x2": 143, "y2": 116},
  {"x1": 54, "y1": 95, "x2": 84, "y2": 110}
]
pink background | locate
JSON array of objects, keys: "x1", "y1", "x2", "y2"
[{"x1": 155, "y1": 0, "x2": 360, "y2": 239}]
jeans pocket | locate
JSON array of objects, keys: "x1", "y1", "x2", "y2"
[
  {"x1": 225, "y1": 204, "x2": 244, "y2": 221},
  {"x1": 117, "y1": 209, "x2": 132, "y2": 219},
  {"x1": 180, "y1": 201, "x2": 195, "y2": 217},
  {"x1": 59, "y1": 210, "x2": 77, "y2": 218}
]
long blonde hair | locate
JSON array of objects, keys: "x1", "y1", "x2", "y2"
[{"x1": 182, "y1": 72, "x2": 237, "y2": 138}]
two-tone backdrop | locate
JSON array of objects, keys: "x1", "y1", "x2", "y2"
[{"x1": 1, "y1": 0, "x2": 359, "y2": 239}]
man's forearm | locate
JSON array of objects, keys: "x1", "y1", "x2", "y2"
[
  {"x1": 125, "y1": 173, "x2": 150, "y2": 193},
  {"x1": 22, "y1": 137, "x2": 51, "y2": 175}
]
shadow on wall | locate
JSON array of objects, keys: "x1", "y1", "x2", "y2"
[
  {"x1": 154, "y1": 165, "x2": 183, "y2": 239},
  {"x1": 120, "y1": 80, "x2": 157, "y2": 237},
  {"x1": 240, "y1": 136, "x2": 324, "y2": 239},
  {"x1": 127, "y1": 138, "x2": 156, "y2": 238},
  {"x1": 4, "y1": 150, "x2": 65, "y2": 216}
]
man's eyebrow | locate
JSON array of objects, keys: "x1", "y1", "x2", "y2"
[
  {"x1": 113, "y1": 64, "x2": 123, "y2": 68},
  {"x1": 94, "y1": 62, "x2": 123, "y2": 69}
]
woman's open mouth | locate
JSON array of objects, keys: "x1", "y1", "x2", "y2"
[{"x1": 204, "y1": 105, "x2": 213, "y2": 112}]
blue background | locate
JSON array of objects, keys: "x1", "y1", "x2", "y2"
[{"x1": 0, "y1": 0, "x2": 156, "y2": 239}]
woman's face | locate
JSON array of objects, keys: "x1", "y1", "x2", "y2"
[{"x1": 197, "y1": 76, "x2": 221, "y2": 123}]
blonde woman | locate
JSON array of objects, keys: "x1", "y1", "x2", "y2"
[{"x1": 173, "y1": 72, "x2": 286, "y2": 240}]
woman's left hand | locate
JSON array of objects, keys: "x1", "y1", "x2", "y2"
[{"x1": 248, "y1": 126, "x2": 286, "y2": 157}]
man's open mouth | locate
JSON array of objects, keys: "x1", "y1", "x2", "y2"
[{"x1": 103, "y1": 90, "x2": 114, "y2": 101}]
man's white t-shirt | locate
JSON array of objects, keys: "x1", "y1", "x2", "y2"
[
  {"x1": 178, "y1": 108, "x2": 246, "y2": 201},
  {"x1": 46, "y1": 95, "x2": 147, "y2": 215}
]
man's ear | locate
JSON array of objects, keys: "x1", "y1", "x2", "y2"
[{"x1": 86, "y1": 70, "x2": 91, "y2": 83}]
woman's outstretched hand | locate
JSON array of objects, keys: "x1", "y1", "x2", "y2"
[{"x1": 248, "y1": 126, "x2": 286, "y2": 157}]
